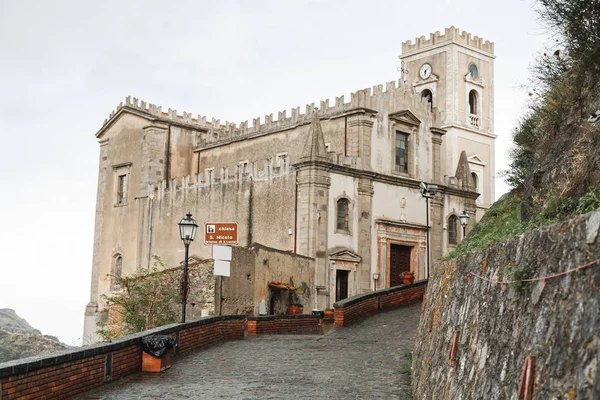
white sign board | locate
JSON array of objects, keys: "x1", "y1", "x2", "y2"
[
  {"x1": 214, "y1": 259, "x2": 231, "y2": 277},
  {"x1": 212, "y1": 245, "x2": 232, "y2": 261}
]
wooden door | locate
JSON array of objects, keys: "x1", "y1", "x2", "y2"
[
  {"x1": 336, "y1": 270, "x2": 349, "y2": 302},
  {"x1": 390, "y1": 244, "x2": 411, "y2": 287}
]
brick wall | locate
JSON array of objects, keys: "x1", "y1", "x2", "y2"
[
  {"x1": 247, "y1": 315, "x2": 322, "y2": 335},
  {"x1": 179, "y1": 320, "x2": 244, "y2": 353},
  {"x1": 0, "y1": 315, "x2": 245, "y2": 400},
  {"x1": 333, "y1": 280, "x2": 427, "y2": 327},
  {"x1": 0, "y1": 355, "x2": 105, "y2": 400}
]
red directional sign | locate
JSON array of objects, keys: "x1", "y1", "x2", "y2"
[{"x1": 204, "y1": 223, "x2": 238, "y2": 245}]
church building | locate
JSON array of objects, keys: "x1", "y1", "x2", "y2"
[{"x1": 84, "y1": 27, "x2": 495, "y2": 343}]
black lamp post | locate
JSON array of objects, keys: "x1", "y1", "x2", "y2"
[
  {"x1": 420, "y1": 182, "x2": 438, "y2": 279},
  {"x1": 459, "y1": 210, "x2": 470, "y2": 238},
  {"x1": 178, "y1": 212, "x2": 198, "y2": 323}
]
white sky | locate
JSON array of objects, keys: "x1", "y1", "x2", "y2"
[{"x1": 0, "y1": 0, "x2": 550, "y2": 346}]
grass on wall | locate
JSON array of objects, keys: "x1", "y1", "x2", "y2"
[{"x1": 445, "y1": 191, "x2": 549, "y2": 259}]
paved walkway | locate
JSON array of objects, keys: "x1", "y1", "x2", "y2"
[{"x1": 77, "y1": 301, "x2": 422, "y2": 399}]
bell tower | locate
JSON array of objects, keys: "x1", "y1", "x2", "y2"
[{"x1": 399, "y1": 26, "x2": 496, "y2": 216}]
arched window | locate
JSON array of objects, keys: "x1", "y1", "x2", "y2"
[
  {"x1": 468, "y1": 90, "x2": 478, "y2": 115},
  {"x1": 448, "y1": 215, "x2": 458, "y2": 245},
  {"x1": 421, "y1": 89, "x2": 433, "y2": 107},
  {"x1": 336, "y1": 198, "x2": 350, "y2": 232},
  {"x1": 111, "y1": 254, "x2": 122, "y2": 289},
  {"x1": 471, "y1": 172, "x2": 478, "y2": 191}
]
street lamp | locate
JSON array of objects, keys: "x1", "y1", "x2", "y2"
[
  {"x1": 459, "y1": 210, "x2": 470, "y2": 238},
  {"x1": 373, "y1": 272, "x2": 379, "y2": 291},
  {"x1": 178, "y1": 212, "x2": 198, "y2": 323},
  {"x1": 420, "y1": 182, "x2": 438, "y2": 280}
]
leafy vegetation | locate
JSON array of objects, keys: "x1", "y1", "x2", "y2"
[
  {"x1": 97, "y1": 257, "x2": 180, "y2": 341},
  {"x1": 503, "y1": 0, "x2": 600, "y2": 219},
  {"x1": 399, "y1": 352, "x2": 413, "y2": 375},
  {"x1": 447, "y1": 192, "x2": 541, "y2": 258}
]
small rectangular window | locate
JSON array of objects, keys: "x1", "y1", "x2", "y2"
[
  {"x1": 113, "y1": 163, "x2": 132, "y2": 206},
  {"x1": 117, "y1": 174, "x2": 128, "y2": 205},
  {"x1": 395, "y1": 132, "x2": 408, "y2": 173}
]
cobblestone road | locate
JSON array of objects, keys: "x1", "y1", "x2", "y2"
[{"x1": 77, "y1": 301, "x2": 421, "y2": 400}]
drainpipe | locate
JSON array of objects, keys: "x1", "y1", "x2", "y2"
[{"x1": 147, "y1": 195, "x2": 153, "y2": 270}]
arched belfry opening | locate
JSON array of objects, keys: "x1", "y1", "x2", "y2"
[
  {"x1": 421, "y1": 89, "x2": 433, "y2": 108},
  {"x1": 468, "y1": 90, "x2": 478, "y2": 115}
]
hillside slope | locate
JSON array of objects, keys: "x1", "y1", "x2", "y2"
[{"x1": 0, "y1": 309, "x2": 69, "y2": 363}]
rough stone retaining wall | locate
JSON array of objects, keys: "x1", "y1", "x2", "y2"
[
  {"x1": 333, "y1": 281, "x2": 426, "y2": 327},
  {"x1": 413, "y1": 210, "x2": 600, "y2": 399}
]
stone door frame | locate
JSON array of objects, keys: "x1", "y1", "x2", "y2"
[
  {"x1": 375, "y1": 219, "x2": 427, "y2": 288},
  {"x1": 328, "y1": 249, "x2": 362, "y2": 307}
]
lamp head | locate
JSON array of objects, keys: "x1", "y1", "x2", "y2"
[
  {"x1": 459, "y1": 210, "x2": 470, "y2": 227},
  {"x1": 178, "y1": 212, "x2": 198, "y2": 244}
]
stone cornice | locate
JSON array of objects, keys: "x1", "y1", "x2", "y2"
[
  {"x1": 388, "y1": 110, "x2": 421, "y2": 127},
  {"x1": 430, "y1": 127, "x2": 447, "y2": 136},
  {"x1": 347, "y1": 119, "x2": 374, "y2": 128},
  {"x1": 375, "y1": 218, "x2": 427, "y2": 231},
  {"x1": 441, "y1": 123, "x2": 497, "y2": 139},
  {"x1": 401, "y1": 40, "x2": 496, "y2": 59},
  {"x1": 292, "y1": 160, "x2": 479, "y2": 200},
  {"x1": 96, "y1": 106, "x2": 210, "y2": 139}
]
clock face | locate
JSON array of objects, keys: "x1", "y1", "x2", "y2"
[
  {"x1": 419, "y1": 63, "x2": 432, "y2": 79},
  {"x1": 469, "y1": 63, "x2": 478, "y2": 79}
]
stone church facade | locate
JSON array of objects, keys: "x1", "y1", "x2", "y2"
[{"x1": 84, "y1": 26, "x2": 495, "y2": 343}]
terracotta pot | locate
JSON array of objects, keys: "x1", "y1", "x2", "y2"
[
  {"x1": 286, "y1": 304, "x2": 303, "y2": 315},
  {"x1": 402, "y1": 272, "x2": 415, "y2": 285},
  {"x1": 324, "y1": 310, "x2": 334, "y2": 319}
]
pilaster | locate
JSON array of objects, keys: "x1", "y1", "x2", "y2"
[
  {"x1": 347, "y1": 115, "x2": 374, "y2": 169},
  {"x1": 83, "y1": 138, "x2": 110, "y2": 345},
  {"x1": 430, "y1": 195, "x2": 444, "y2": 262},
  {"x1": 140, "y1": 124, "x2": 168, "y2": 196},
  {"x1": 296, "y1": 165, "x2": 331, "y2": 308},
  {"x1": 430, "y1": 127, "x2": 446, "y2": 184},
  {"x1": 356, "y1": 178, "x2": 374, "y2": 293}
]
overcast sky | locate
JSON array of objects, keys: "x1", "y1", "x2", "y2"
[{"x1": 0, "y1": 0, "x2": 550, "y2": 346}]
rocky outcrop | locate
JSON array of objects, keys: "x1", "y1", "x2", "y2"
[
  {"x1": 412, "y1": 210, "x2": 600, "y2": 399},
  {"x1": 0, "y1": 309, "x2": 69, "y2": 363}
]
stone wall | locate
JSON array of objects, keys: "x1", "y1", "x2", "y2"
[
  {"x1": 412, "y1": 210, "x2": 600, "y2": 399},
  {"x1": 218, "y1": 244, "x2": 315, "y2": 316}
]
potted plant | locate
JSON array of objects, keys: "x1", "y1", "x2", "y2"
[
  {"x1": 286, "y1": 277, "x2": 304, "y2": 314},
  {"x1": 402, "y1": 271, "x2": 415, "y2": 285},
  {"x1": 287, "y1": 290, "x2": 303, "y2": 314}
]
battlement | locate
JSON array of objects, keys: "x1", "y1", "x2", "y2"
[
  {"x1": 100, "y1": 79, "x2": 439, "y2": 144},
  {"x1": 401, "y1": 26, "x2": 494, "y2": 55},
  {"x1": 148, "y1": 148, "x2": 368, "y2": 202}
]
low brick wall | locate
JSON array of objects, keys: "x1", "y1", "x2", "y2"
[
  {"x1": 333, "y1": 280, "x2": 427, "y2": 327},
  {"x1": 247, "y1": 314, "x2": 322, "y2": 335},
  {"x1": 0, "y1": 315, "x2": 245, "y2": 400}
]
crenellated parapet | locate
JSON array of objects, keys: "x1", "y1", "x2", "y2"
[
  {"x1": 402, "y1": 26, "x2": 494, "y2": 55},
  {"x1": 149, "y1": 152, "x2": 294, "y2": 202},
  {"x1": 99, "y1": 79, "x2": 441, "y2": 145}
]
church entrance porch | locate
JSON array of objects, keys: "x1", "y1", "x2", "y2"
[{"x1": 375, "y1": 219, "x2": 427, "y2": 289}]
